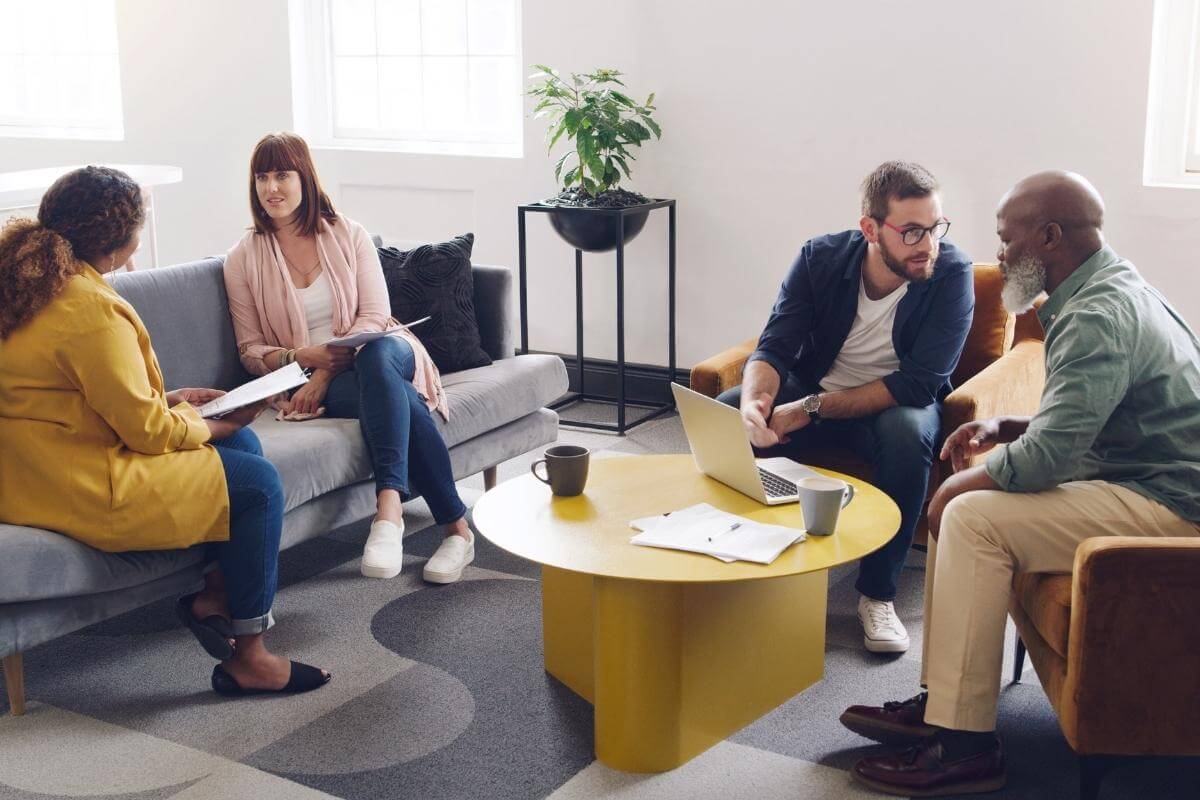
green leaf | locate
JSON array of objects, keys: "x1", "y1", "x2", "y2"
[
  {"x1": 642, "y1": 116, "x2": 662, "y2": 138},
  {"x1": 581, "y1": 176, "x2": 598, "y2": 196},
  {"x1": 610, "y1": 90, "x2": 635, "y2": 107},
  {"x1": 645, "y1": 92, "x2": 655, "y2": 107},
  {"x1": 547, "y1": 123, "x2": 568, "y2": 151}
]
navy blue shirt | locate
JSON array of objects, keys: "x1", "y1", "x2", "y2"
[{"x1": 748, "y1": 230, "x2": 974, "y2": 408}]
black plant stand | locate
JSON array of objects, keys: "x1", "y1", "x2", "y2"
[{"x1": 518, "y1": 199, "x2": 676, "y2": 435}]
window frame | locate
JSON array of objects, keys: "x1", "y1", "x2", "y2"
[
  {"x1": 1145, "y1": 0, "x2": 1200, "y2": 186},
  {"x1": 288, "y1": 0, "x2": 524, "y2": 158}
]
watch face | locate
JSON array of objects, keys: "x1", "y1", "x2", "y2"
[{"x1": 803, "y1": 395, "x2": 820, "y2": 413}]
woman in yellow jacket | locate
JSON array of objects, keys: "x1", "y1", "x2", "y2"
[{"x1": 0, "y1": 166, "x2": 328, "y2": 697}]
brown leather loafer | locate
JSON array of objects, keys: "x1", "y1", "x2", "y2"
[
  {"x1": 840, "y1": 691, "x2": 938, "y2": 745},
  {"x1": 852, "y1": 735, "x2": 1006, "y2": 797}
]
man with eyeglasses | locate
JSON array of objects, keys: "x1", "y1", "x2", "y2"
[
  {"x1": 719, "y1": 161, "x2": 974, "y2": 653},
  {"x1": 843, "y1": 171, "x2": 1200, "y2": 796}
]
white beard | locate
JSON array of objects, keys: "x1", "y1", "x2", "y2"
[{"x1": 1001, "y1": 255, "x2": 1047, "y2": 314}]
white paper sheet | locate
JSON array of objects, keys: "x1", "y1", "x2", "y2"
[
  {"x1": 629, "y1": 503, "x2": 806, "y2": 564},
  {"x1": 195, "y1": 362, "x2": 308, "y2": 419},
  {"x1": 324, "y1": 316, "x2": 430, "y2": 349}
]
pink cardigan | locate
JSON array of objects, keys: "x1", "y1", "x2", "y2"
[{"x1": 223, "y1": 216, "x2": 448, "y2": 420}]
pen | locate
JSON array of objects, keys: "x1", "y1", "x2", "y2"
[{"x1": 708, "y1": 521, "x2": 742, "y2": 542}]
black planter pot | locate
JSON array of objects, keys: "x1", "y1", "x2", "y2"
[{"x1": 544, "y1": 202, "x2": 652, "y2": 253}]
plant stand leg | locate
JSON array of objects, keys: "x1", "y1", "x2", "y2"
[{"x1": 3, "y1": 653, "x2": 25, "y2": 716}]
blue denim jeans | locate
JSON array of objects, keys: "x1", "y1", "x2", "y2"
[
  {"x1": 209, "y1": 427, "x2": 284, "y2": 635},
  {"x1": 718, "y1": 375, "x2": 941, "y2": 601},
  {"x1": 322, "y1": 336, "x2": 467, "y2": 526}
]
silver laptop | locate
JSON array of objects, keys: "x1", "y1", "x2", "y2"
[{"x1": 671, "y1": 383, "x2": 819, "y2": 505}]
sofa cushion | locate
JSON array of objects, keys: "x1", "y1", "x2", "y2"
[
  {"x1": 110, "y1": 257, "x2": 249, "y2": 392},
  {"x1": 435, "y1": 354, "x2": 568, "y2": 447},
  {"x1": 379, "y1": 233, "x2": 493, "y2": 374},
  {"x1": 249, "y1": 415, "x2": 372, "y2": 512},
  {"x1": 951, "y1": 265, "x2": 1014, "y2": 388},
  {"x1": 0, "y1": 523, "x2": 205, "y2": 604},
  {"x1": 1013, "y1": 571, "x2": 1073, "y2": 660}
]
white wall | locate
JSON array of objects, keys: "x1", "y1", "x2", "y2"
[{"x1": 2, "y1": 0, "x2": 1197, "y2": 369}]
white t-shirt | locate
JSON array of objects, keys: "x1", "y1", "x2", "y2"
[
  {"x1": 298, "y1": 269, "x2": 336, "y2": 345},
  {"x1": 819, "y1": 276, "x2": 907, "y2": 393}
]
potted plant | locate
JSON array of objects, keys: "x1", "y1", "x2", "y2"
[{"x1": 527, "y1": 65, "x2": 662, "y2": 253}]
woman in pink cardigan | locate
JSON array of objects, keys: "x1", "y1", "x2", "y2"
[{"x1": 223, "y1": 132, "x2": 472, "y2": 583}]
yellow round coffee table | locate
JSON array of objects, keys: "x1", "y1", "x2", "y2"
[{"x1": 472, "y1": 453, "x2": 899, "y2": 773}]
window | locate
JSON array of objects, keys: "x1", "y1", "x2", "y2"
[
  {"x1": 0, "y1": 0, "x2": 124, "y2": 141},
  {"x1": 1144, "y1": 0, "x2": 1200, "y2": 186},
  {"x1": 289, "y1": 0, "x2": 523, "y2": 157}
]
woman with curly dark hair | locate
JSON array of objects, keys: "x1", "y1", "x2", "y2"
[{"x1": 0, "y1": 166, "x2": 329, "y2": 697}]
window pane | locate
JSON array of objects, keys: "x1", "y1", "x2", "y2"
[
  {"x1": 58, "y1": 2, "x2": 90, "y2": 54},
  {"x1": 331, "y1": 0, "x2": 377, "y2": 56},
  {"x1": 422, "y1": 56, "x2": 468, "y2": 132},
  {"x1": 467, "y1": 0, "x2": 516, "y2": 56},
  {"x1": 21, "y1": 5, "x2": 57, "y2": 56},
  {"x1": 378, "y1": 56, "x2": 423, "y2": 131},
  {"x1": 86, "y1": 0, "x2": 120, "y2": 55},
  {"x1": 0, "y1": 1, "x2": 19, "y2": 54},
  {"x1": 469, "y1": 56, "x2": 517, "y2": 137},
  {"x1": 23, "y1": 54, "x2": 59, "y2": 120},
  {"x1": 0, "y1": 56, "x2": 20, "y2": 114},
  {"x1": 375, "y1": 0, "x2": 421, "y2": 56},
  {"x1": 333, "y1": 56, "x2": 379, "y2": 130},
  {"x1": 421, "y1": 0, "x2": 467, "y2": 55}
]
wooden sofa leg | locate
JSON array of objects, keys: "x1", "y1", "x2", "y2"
[
  {"x1": 3, "y1": 652, "x2": 25, "y2": 716},
  {"x1": 1012, "y1": 636, "x2": 1026, "y2": 684},
  {"x1": 483, "y1": 466, "x2": 498, "y2": 491}
]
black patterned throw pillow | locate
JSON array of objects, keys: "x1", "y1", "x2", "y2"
[{"x1": 378, "y1": 233, "x2": 493, "y2": 374}]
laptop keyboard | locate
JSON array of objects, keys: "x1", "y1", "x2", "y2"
[{"x1": 758, "y1": 467, "x2": 798, "y2": 498}]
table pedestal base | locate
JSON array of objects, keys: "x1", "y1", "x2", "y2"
[{"x1": 542, "y1": 565, "x2": 827, "y2": 772}]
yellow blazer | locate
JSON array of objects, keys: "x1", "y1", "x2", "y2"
[{"x1": 0, "y1": 264, "x2": 229, "y2": 552}]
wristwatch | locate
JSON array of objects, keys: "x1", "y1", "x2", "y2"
[{"x1": 800, "y1": 393, "x2": 822, "y2": 423}]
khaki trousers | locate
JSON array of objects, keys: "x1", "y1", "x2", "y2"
[{"x1": 919, "y1": 480, "x2": 1200, "y2": 732}]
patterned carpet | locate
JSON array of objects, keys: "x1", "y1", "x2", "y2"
[{"x1": 1, "y1": 408, "x2": 1197, "y2": 799}]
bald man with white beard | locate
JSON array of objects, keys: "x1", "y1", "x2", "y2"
[{"x1": 839, "y1": 171, "x2": 1200, "y2": 796}]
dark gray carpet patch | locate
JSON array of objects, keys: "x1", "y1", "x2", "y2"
[{"x1": 257, "y1": 578, "x2": 592, "y2": 800}]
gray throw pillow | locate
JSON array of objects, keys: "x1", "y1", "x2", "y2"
[{"x1": 378, "y1": 233, "x2": 493, "y2": 374}]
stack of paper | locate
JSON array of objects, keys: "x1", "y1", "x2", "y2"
[{"x1": 629, "y1": 503, "x2": 806, "y2": 564}]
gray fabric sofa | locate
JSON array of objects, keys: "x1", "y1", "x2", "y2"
[{"x1": 0, "y1": 251, "x2": 567, "y2": 715}]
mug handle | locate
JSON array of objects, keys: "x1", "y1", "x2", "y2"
[
  {"x1": 841, "y1": 483, "x2": 856, "y2": 509},
  {"x1": 531, "y1": 459, "x2": 551, "y2": 485}
]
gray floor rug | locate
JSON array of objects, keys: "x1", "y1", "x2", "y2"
[{"x1": 1, "y1": 410, "x2": 1197, "y2": 799}]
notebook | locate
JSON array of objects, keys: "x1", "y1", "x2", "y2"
[{"x1": 629, "y1": 503, "x2": 806, "y2": 564}]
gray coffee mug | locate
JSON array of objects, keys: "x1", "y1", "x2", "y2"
[
  {"x1": 797, "y1": 476, "x2": 855, "y2": 536},
  {"x1": 531, "y1": 445, "x2": 590, "y2": 496}
]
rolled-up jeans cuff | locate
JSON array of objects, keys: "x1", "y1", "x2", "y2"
[{"x1": 227, "y1": 609, "x2": 275, "y2": 636}]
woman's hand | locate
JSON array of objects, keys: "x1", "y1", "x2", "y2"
[
  {"x1": 204, "y1": 401, "x2": 268, "y2": 441},
  {"x1": 295, "y1": 345, "x2": 354, "y2": 372},
  {"x1": 282, "y1": 370, "x2": 332, "y2": 416},
  {"x1": 167, "y1": 387, "x2": 225, "y2": 406}
]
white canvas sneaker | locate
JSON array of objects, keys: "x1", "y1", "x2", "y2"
[
  {"x1": 361, "y1": 519, "x2": 405, "y2": 579},
  {"x1": 858, "y1": 595, "x2": 910, "y2": 653},
  {"x1": 422, "y1": 532, "x2": 475, "y2": 584}
]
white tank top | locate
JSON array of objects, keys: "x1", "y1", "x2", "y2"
[{"x1": 297, "y1": 269, "x2": 336, "y2": 345}]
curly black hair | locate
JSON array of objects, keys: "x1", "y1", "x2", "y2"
[{"x1": 0, "y1": 166, "x2": 144, "y2": 339}]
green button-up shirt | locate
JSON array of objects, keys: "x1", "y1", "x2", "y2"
[{"x1": 986, "y1": 246, "x2": 1200, "y2": 523}]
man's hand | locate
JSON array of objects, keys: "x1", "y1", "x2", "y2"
[
  {"x1": 741, "y1": 394, "x2": 781, "y2": 449},
  {"x1": 940, "y1": 418, "x2": 1002, "y2": 473},
  {"x1": 167, "y1": 387, "x2": 225, "y2": 406},
  {"x1": 204, "y1": 401, "x2": 268, "y2": 441},
  {"x1": 295, "y1": 344, "x2": 354, "y2": 372},
  {"x1": 280, "y1": 370, "x2": 333, "y2": 416},
  {"x1": 767, "y1": 400, "x2": 811, "y2": 445}
]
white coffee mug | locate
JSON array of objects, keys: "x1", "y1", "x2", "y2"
[{"x1": 796, "y1": 476, "x2": 855, "y2": 536}]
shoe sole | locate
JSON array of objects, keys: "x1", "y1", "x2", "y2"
[
  {"x1": 839, "y1": 711, "x2": 937, "y2": 746},
  {"x1": 863, "y1": 635, "x2": 911, "y2": 653},
  {"x1": 422, "y1": 545, "x2": 474, "y2": 584},
  {"x1": 852, "y1": 770, "x2": 1006, "y2": 797},
  {"x1": 360, "y1": 561, "x2": 402, "y2": 579}
]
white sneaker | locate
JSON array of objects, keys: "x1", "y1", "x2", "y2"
[
  {"x1": 361, "y1": 519, "x2": 404, "y2": 579},
  {"x1": 422, "y1": 532, "x2": 474, "y2": 584},
  {"x1": 858, "y1": 596, "x2": 910, "y2": 653}
]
